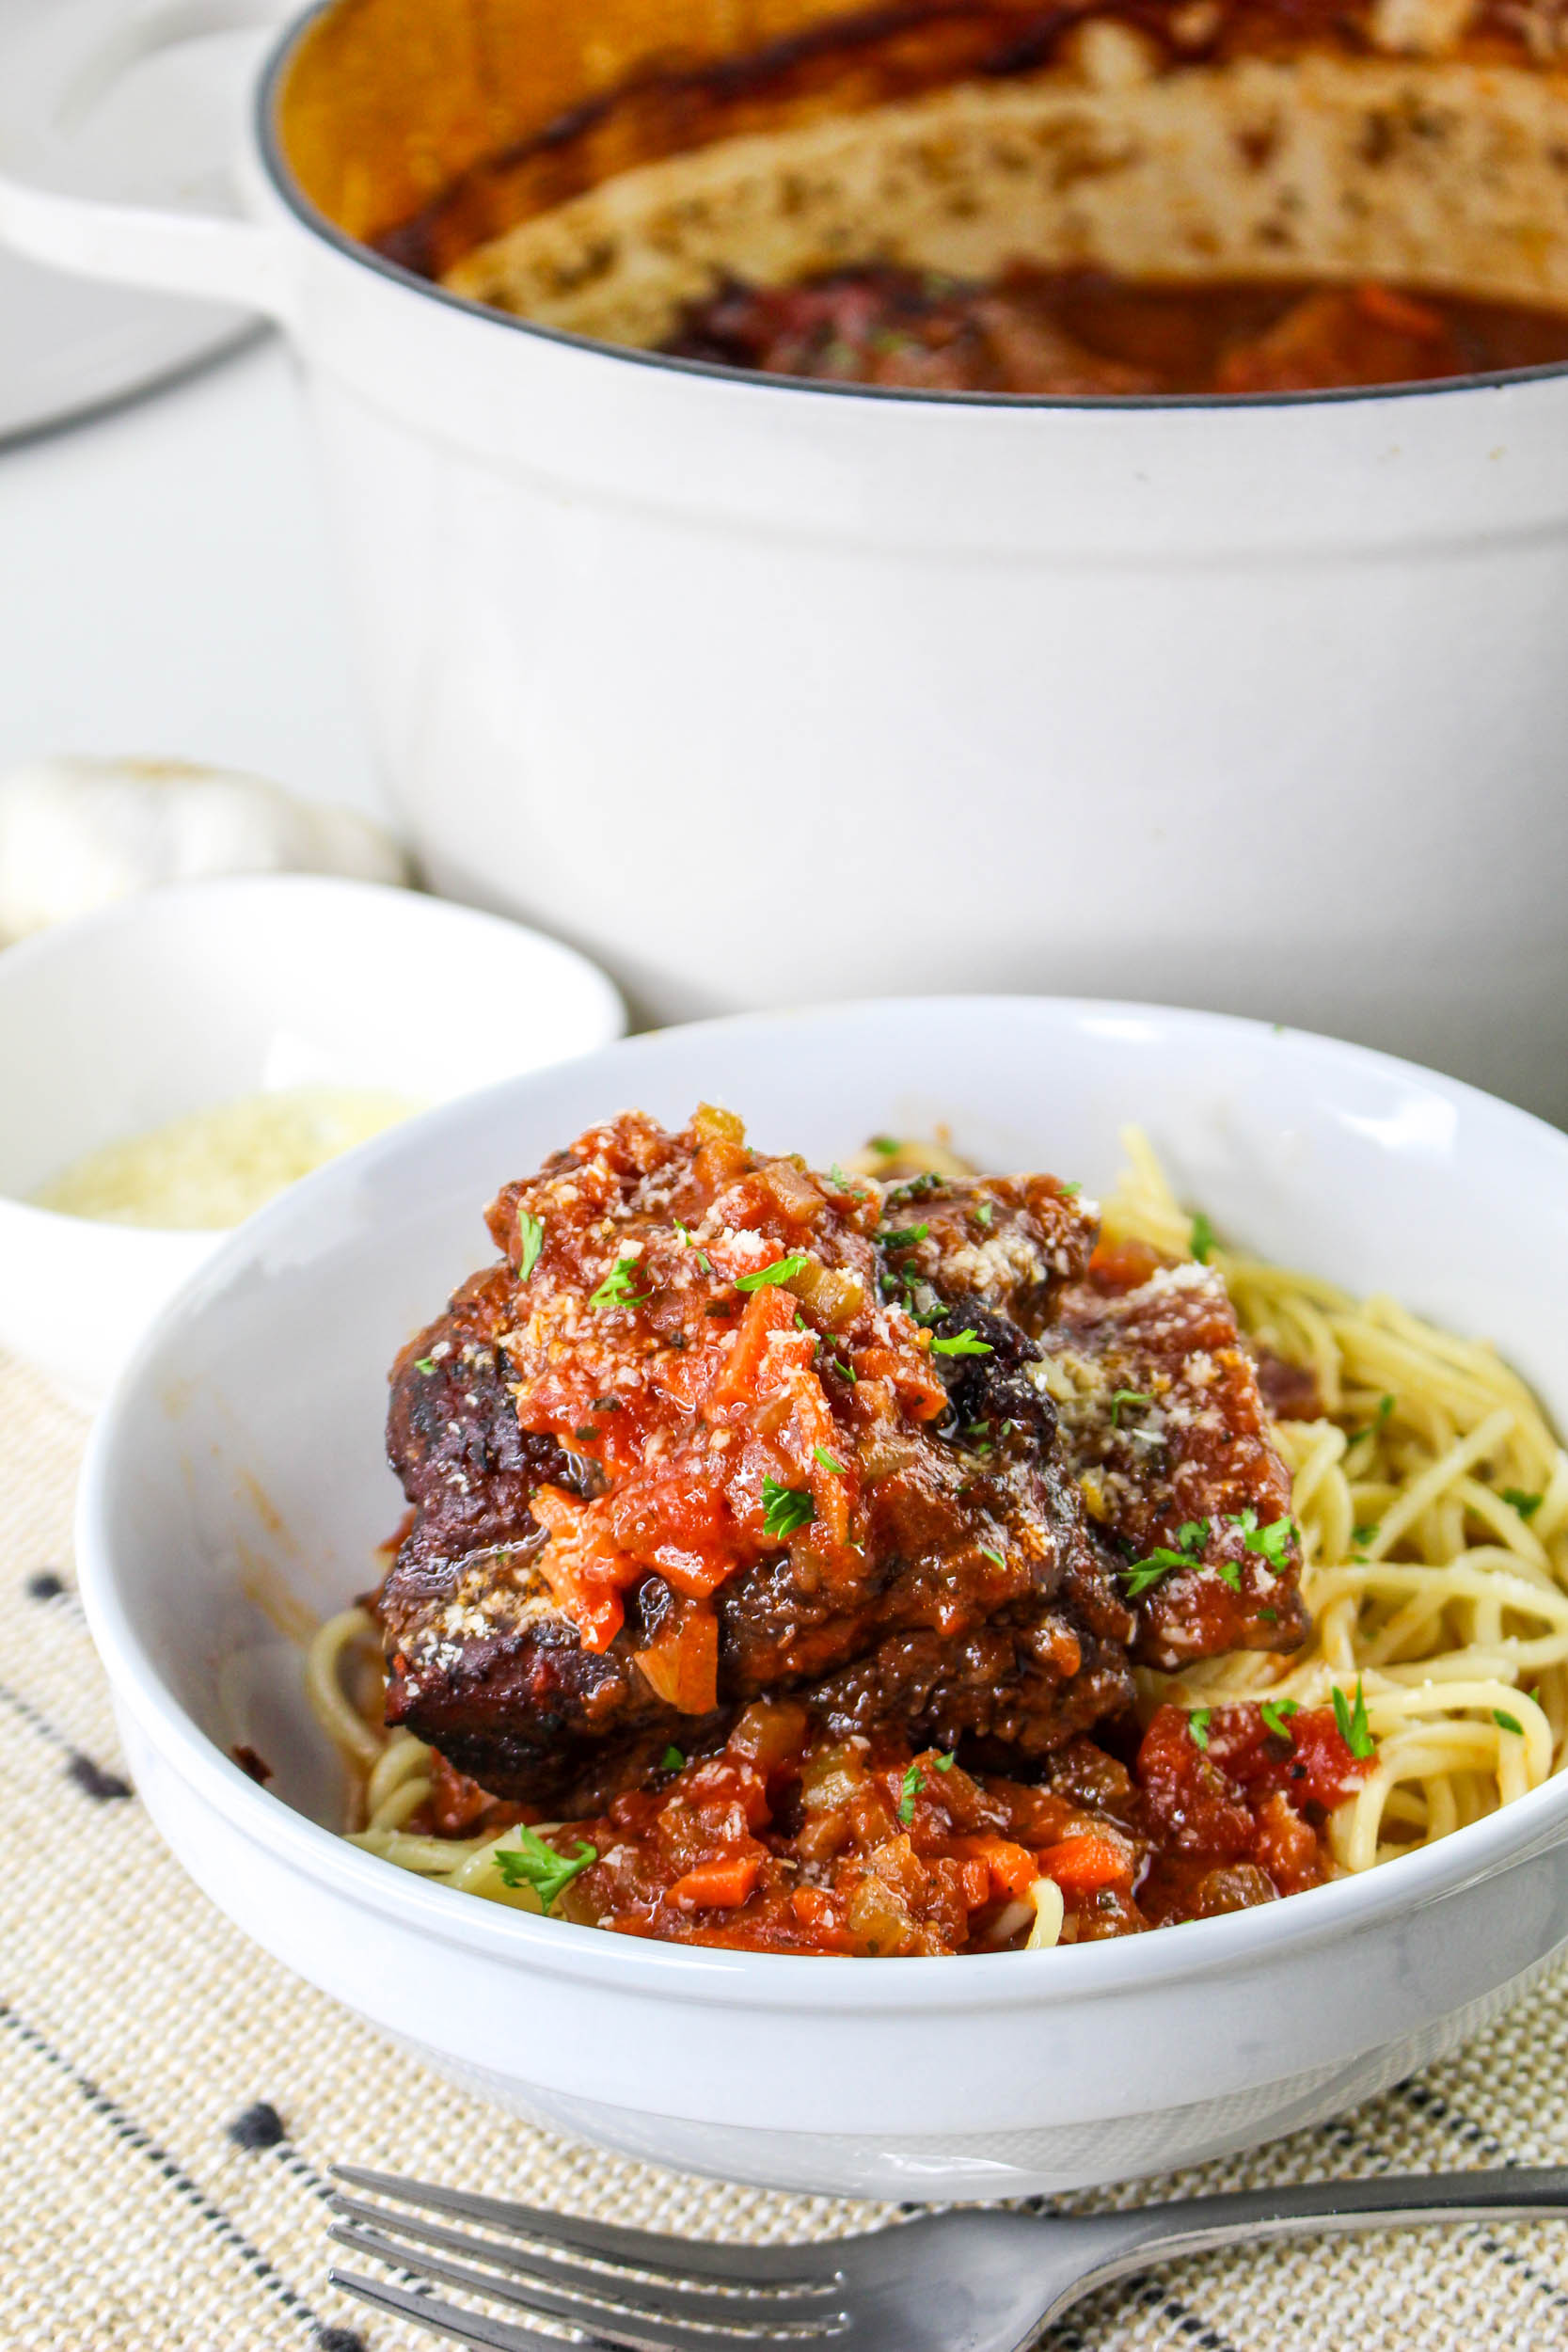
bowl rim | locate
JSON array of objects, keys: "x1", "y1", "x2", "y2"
[
  {"x1": 0, "y1": 869, "x2": 626, "y2": 1227},
  {"x1": 255, "y1": 0, "x2": 1568, "y2": 417},
  {"x1": 76, "y1": 992, "x2": 1568, "y2": 2012}
]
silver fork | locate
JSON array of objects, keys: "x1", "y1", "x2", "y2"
[{"x1": 327, "y1": 2160, "x2": 1568, "y2": 2350}]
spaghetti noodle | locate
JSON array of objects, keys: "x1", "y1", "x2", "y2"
[{"x1": 1106, "y1": 1130, "x2": 1568, "y2": 1877}]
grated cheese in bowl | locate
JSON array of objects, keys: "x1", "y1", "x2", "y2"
[{"x1": 33, "y1": 1087, "x2": 420, "y2": 1232}]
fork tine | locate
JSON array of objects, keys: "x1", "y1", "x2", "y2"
[
  {"x1": 328, "y1": 2224, "x2": 839, "y2": 2350},
  {"x1": 329, "y1": 2265, "x2": 589, "y2": 2350},
  {"x1": 329, "y1": 2193, "x2": 838, "y2": 2323},
  {"x1": 331, "y1": 2167, "x2": 841, "y2": 2289}
]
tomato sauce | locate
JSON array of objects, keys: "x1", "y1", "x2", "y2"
[
  {"x1": 664, "y1": 266, "x2": 1568, "y2": 395},
  {"x1": 418, "y1": 1695, "x2": 1369, "y2": 1952}
]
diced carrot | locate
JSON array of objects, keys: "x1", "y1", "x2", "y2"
[
  {"x1": 632, "y1": 1608, "x2": 718, "y2": 1715},
  {"x1": 856, "y1": 1343, "x2": 948, "y2": 1423},
  {"x1": 949, "y1": 1835, "x2": 1039, "y2": 1901},
  {"x1": 1354, "y1": 280, "x2": 1444, "y2": 339},
  {"x1": 710, "y1": 1288, "x2": 795, "y2": 1405},
  {"x1": 1037, "y1": 1831, "x2": 1133, "y2": 1894},
  {"x1": 667, "y1": 1854, "x2": 762, "y2": 1910},
  {"x1": 958, "y1": 1857, "x2": 993, "y2": 1908},
  {"x1": 529, "y1": 1485, "x2": 626, "y2": 1651},
  {"x1": 790, "y1": 1883, "x2": 837, "y2": 1928}
]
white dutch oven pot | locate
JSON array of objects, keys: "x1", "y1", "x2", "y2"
[{"x1": 3, "y1": 0, "x2": 1567, "y2": 1112}]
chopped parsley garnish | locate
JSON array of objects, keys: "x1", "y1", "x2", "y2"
[
  {"x1": 574, "y1": 1424, "x2": 599, "y2": 1442},
  {"x1": 974, "y1": 1201, "x2": 994, "y2": 1228},
  {"x1": 828, "y1": 1162, "x2": 869, "y2": 1200},
  {"x1": 1212, "y1": 1559, "x2": 1242, "y2": 1591},
  {"x1": 1494, "y1": 1709, "x2": 1525, "y2": 1736},
  {"x1": 1227, "y1": 1509, "x2": 1297, "y2": 1570},
  {"x1": 1188, "y1": 1709, "x2": 1212, "y2": 1751},
  {"x1": 492, "y1": 1826, "x2": 597, "y2": 1914},
  {"x1": 1258, "y1": 1607, "x2": 1278, "y2": 1625},
  {"x1": 1259, "y1": 1697, "x2": 1300, "y2": 1741},
  {"x1": 897, "y1": 1763, "x2": 925, "y2": 1824},
  {"x1": 1060, "y1": 1181, "x2": 1082, "y2": 1199},
  {"x1": 589, "y1": 1253, "x2": 648, "y2": 1309},
  {"x1": 1503, "y1": 1488, "x2": 1544, "y2": 1520},
  {"x1": 814, "y1": 1445, "x2": 846, "y2": 1474},
  {"x1": 1352, "y1": 1521, "x2": 1381, "y2": 1546},
  {"x1": 1190, "y1": 1211, "x2": 1216, "y2": 1263},
  {"x1": 933, "y1": 1752, "x2": 957, "y2": 1772},
  {"x1": 415, "y1": 1358, "x2": 436, "y2": 1375},
  {"x1": 869, "y1": 1136, "x2": 900, "y2": 1157},
  {"x1": 516, "y1": 1212, "x2": 545, "y2": 1280},
  {"x1": 1110, "y1": 1389, "x2": 1153, "y2": 1427},
  {"x1": 590, "y1": 1395, "x2": 623, "y2": 1411},
  {"x1": 828, "y1": 1355, "x2": 856, "y2": 1383},
  {"x1": 736, "y1": 1253, "x2": 809, "y2": 1292},
  {"x1": 1332, "y1": 1678, "x2": 1376, "y2": 1760},
  {"x1": 930, "y1": 1328, "x2": 992, "y2": 1357},
  {"x1": 673, "y1": 1218, "x2": 715, "y2": 1273},
  {"x1": 979, "y1": 1544, "x2": 1006, "y2": 1567},
  {"x1": 1120, "y1": 1518, "x2": 1209, "y2": 1598},
  {"x1": 660, "y1": 1744, "x2": 686, "y2": 1772},
  {"x1": 761, "y1": 1478, "x2": 815, "y2": 1540},
  {"x1": 1121, "y1": 1553, "x2": 1190, "y2": 1598},
  {"x1": 879, "y1": 1222, "x2": 930, "y2": 1250},
  {"x1": 1346, "y1": 1394, "x2": 1395, "y2": 1445}
]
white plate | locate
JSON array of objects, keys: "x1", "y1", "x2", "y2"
[
  {"x1": 0, "y1": 0, "x2": 264, "y2": 441},
  {"x1": 0, "y1": 244, "x2": 251, "y2": 445}
]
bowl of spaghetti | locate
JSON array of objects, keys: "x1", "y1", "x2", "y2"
[{"x1": 74, "y1": 999, "x2": 1568, "y2": 2198}]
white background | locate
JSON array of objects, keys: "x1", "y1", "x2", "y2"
[{"x1": 0, "y1": 334, "x2": 385, "y2": 821}]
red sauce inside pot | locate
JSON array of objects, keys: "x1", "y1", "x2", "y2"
[{"x1": 662, "y1": 265, "x2": 1568, "y2": 393}]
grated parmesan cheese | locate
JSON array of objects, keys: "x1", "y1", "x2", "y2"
[{"x1": 33, "y1": 1085, "x2": 419, "y2": 1231}]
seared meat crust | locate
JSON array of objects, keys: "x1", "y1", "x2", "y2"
[{"x1": 1044, "y1": 1243, "x2": 1312, "y2": 1668}]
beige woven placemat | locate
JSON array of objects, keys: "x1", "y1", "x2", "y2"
[{"x1": 7, "y1": 1350, "x2": 1568, "y2": 2352}]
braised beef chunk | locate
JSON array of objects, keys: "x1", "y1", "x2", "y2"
[
  {"x1": 374, "y1": 1112, "x2": 1306, "y2": 1815},
  {"x1": 386, "y1": 1266, "x2": 594, "y2": 1584},
  {"x1": 1042, "y1": 1239, "x2": 1310, "y2": 1668}
]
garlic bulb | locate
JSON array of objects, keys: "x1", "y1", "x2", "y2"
[{"x1": 0, "y1": 756, "x2": 411, "y2": 945}]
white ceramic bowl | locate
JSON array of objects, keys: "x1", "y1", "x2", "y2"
[
  {"x1": 0, "y1": 873, "x2": 624, "y2": 1401},
  {"x1": 76, "y1": 998, "x2": 1568, "y2": 2200}
]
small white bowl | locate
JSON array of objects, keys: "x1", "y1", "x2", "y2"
[
  {"x1": 0, "y1": 873, "x2": 624, "y2": 1399},
  {"x1": 75, "y1": 998, "x2": 1568, "y2": 2199}
]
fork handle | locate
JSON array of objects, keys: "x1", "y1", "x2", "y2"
[{"x1": 1036, "y1": 2169, "x2": 1568, "y2": 2324}]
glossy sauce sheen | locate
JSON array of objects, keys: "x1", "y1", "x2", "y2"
[
  {"x1": 663, "y1": 267, "x2": 1568, "y2": 393},
  {"x1": 374, "y1": 1110, "x2": 1359, "y2": 1951}
]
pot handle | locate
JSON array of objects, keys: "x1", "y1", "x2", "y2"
[{"x1": 0, "y1": 0, "x2": 297, "y2": 323}]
